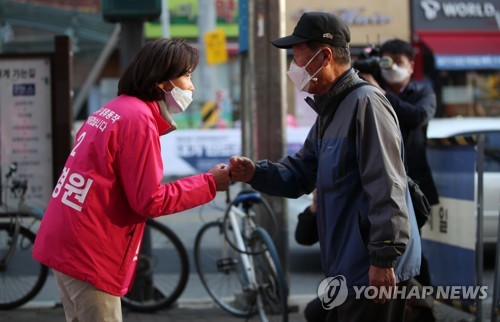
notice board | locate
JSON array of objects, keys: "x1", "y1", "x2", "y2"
[{"x1": 0, "y1": 56, "x2": 53, "y2": 211}]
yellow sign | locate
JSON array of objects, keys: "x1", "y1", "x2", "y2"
[
  {"x1": 200, "y1": 101, "x2": 219, "y2": 129},
  {"x1": 204, "y1": 29, "x2": 228, "y2": 65}
]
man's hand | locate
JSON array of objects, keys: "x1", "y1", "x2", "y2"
[
  {"x1": 208, "y1": 163, "x2": 230, "y2": 191},
  {"x1": 229, "y1": 156, "x2": 255, "y2": 182},
  {"x1": 368, "y1": 265, "x2": 396, "y2": 304}
]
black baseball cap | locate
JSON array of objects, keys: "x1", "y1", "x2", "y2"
[{"x1": 271, "y1": 12, "x2": 350, "y2": 49}]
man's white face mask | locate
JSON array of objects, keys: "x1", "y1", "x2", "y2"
[
  {"x1": 162, "y1": 80, "x2": 193, "y2": 114},
  {"x1": 380, "y1": 56, "x2": 411, "y2": 85},
  {"x1": 287, "y1": 49, "x2": 324, "y2": 92}
]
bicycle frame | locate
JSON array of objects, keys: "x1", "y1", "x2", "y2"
[
  {"x1": 226, "y1": 203, "x2": 270, "y2": 321},
  {"x1": 0, "y1": 165, "x2": 24, "y2": 270},
  {"x1": 0, "y1": 215, "x2": 21, "y2": 271},
  {"x1": 0, "y1": 166, "x2": 42, "y2": 250},
  {"x1": 0, "y1": 162, "x2": 49, "y2": 310}
]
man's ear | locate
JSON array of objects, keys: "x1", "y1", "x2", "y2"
[{"x1": 323, "y1": 48, "x2": 332, "y2": 67}]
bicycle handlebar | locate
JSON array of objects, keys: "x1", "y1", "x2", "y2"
[{"x1": 5, "y1": 162, "x2": 18, "y2": 179}]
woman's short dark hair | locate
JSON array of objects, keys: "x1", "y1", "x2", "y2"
[{"x1": 118, "y1": 38, "x2": 199, "y2": 101}]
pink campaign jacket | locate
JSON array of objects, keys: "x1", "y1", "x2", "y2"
[{"x1": 33, "y1": 95, "x2": 216, "y2": 296}]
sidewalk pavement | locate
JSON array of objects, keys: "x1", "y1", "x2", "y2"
[
  {"x1": 2, "y1": 272, "x2": 313, "y2": 322},
  {"x1": 3, "y1": 304, "x2": 306, "y2": 322},
  {"x1": 2, "y1": 272, "x2": 479, "y2": 322},
  {"x1": 2, "y1": 298, "x2": 478, "y2": 322}
]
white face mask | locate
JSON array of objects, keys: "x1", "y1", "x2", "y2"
[
  {"x1": 162, "y1": 81, "x2": 193, "y2": 114},
  {"x1": 287, "y1": 49, "x2": 324, "y2": 92},
  {"x1": 381, "y1": 64, "x2": 411, "y2": 85}
]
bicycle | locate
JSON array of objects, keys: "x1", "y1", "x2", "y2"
[
  {"x1": 0, "y1": 162, "x2": 48, "y2": 310},
  {"x1": 120, "y1": 218, "x2": 190, "y2": 312},
  {"x1": 194, "y1": 187, "x2": 288, "y2": 322}
]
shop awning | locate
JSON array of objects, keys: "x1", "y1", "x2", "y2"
[{"x1": 418, "y1": 32, "x2": 500, "y2": 70}]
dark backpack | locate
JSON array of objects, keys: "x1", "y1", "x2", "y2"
[{"x1": 407, "y1": 177, "x2": 432, "y2": 228}]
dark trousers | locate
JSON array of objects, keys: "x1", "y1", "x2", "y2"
[
  {"x1": 304, "y1": 296, "x2": 329, "y2": 322},
  {"x1": 325, "y1": 282, "x2": 409, "y2": 322}
]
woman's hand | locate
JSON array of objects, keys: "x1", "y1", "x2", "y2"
[{"x1": 208, "y1": 164, "x2": 230, "y2": 191}]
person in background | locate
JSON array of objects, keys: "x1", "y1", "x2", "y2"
[
  {"x1": 359, "y1": 38, "x2": 438, "y2": 208},
  {"x1": 230, "y1": 12, "x2": 421, "y2": 322},
  {"x1": 33, "y1": 38, "x2": 230, "y2": 322},
  {"x1": 359, "y1": 38, "x2": 438, "y2": 287}
]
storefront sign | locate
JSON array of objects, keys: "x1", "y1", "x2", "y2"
[
  {"x1": 292, "y1": 7, "x2": 390, "y2": 26},
  {"x1": 413, "y1": 0, "x2": 500, "y2": 30},
  {"x1": 145, "y1": 0, "x2": 239, "y2": 39},
  {"x1": 435, "y1": 54, "x2": 500, "y2": 70},
  {"x1": 287, "y1": 1, "x2": 411, "y2": 44}
]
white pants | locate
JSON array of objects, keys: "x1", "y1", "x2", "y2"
[{"x1": 53, "y1": 270, "x2": 122, "y2": 322}]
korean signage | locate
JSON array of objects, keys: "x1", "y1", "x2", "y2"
[
  {"x1": 204, "y1": 29, "x2": 229, "y2": 65},
  {"x1": 158, "y1": 127, "x2": 310, "y2": 177},
  {"x1": 0, "y1": 57, "x2": 53, "y2": 211},
  {"x1": 286, "y1": 0, "x2": 411, "y2": 45},
  {"x1": 412, "y1": 0, "x2": 500, "y2": 30},
  {"x1": 145, "y1": 0, "x2": 239, "y2": 39}
]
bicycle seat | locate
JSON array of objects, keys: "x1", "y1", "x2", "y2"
[{"x1": 233, "y1": 190, "x2": 262, "y2": 205}]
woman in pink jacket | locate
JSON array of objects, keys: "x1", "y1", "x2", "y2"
[{"x1": 33, "y1": 38, "x2": 230, "y2": 322}]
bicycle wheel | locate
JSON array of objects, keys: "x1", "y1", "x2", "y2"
[
  {"x1": 0, "y1": 222, "x2": 49, "y2": 310},
  {"x1": 121, "y1": 219, "x2": 189, "y2": 312},
  {"x1": 194, "y1": 220, "x2": 256, "y2": 318},
  {"x1": 250, "y1": 227, "x2": 288, "y2": 322}
]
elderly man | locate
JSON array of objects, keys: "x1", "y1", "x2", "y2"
[{"x1": 230, "y1": 12, "x2": 421, "y2": 322}]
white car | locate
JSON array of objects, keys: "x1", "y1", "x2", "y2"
[{"x1": 427, "y1": 117, "x2": 500, "y2": 245}]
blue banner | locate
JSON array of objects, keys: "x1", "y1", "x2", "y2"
[{"x1": 422, "y1": 142, "x2": 477, "y2": 288}]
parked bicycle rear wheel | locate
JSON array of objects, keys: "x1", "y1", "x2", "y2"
[
  {"x1": 121, "y1": 219, "x2": 189, "y2": 312},
  {"x1": 251, "y1": 227, "x2": 288, "y2": 322},
  {"x1": 0, "y1": 222, "x2": 49, "y2": 310},
  {"x1": 194, "y1": 220, "x2": 255, "y2": 318}
]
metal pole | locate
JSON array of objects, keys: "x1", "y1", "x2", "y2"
[
  {"x1": 248, "y1": 0, "x2": 288, "y2": 275},
  {"x1": 119, "y1": 21, "x2": 144, "y2": 75},
  {"x1": 492, "y1": 207, "x2": 500, "y2": 322},
  {"x1": 161, "y1": 0, "x2": 170, "y2": 38},
  {"x1": 197, "y1": 0, "x2": 216, "y2": 103},
  {"x1": 52, "y1": 35, "x2": 73, "y2": 185},
  {"x1": 476, "y1": 134, "x2": 485, "y2": 321},
  {"x1": 119, "y1": 20, "x2": 152, "y2": 300}
]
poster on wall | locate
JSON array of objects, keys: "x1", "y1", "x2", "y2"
[
  {"x1": 159, "y1": 127, "x2": 311, "y2": 177},
  {"x1": 0, "y1": 57, "x2": 53, "y2": 211}
]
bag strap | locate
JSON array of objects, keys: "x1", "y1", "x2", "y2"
[{"x1": 319, "y1": 81, "x2": 372, "y2": 139}]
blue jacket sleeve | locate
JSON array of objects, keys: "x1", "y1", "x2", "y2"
[{"x1": 249, "y1": 125, "x2": 318, "y2": 198}]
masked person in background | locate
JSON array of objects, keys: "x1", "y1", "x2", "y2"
[
  {"x1": 359, "y1": 39, "x2": 439, "y2": 210},
  {"x1": 359, "y1": 39, "x2": 438, "y2": 290},
  {"x1": 33, "y1": 38, "x2": 230, "y2": 322}
]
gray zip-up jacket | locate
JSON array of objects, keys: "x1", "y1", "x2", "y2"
[{"x1": 249, "y1": 68, "x2": 421, "y2": 291}]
